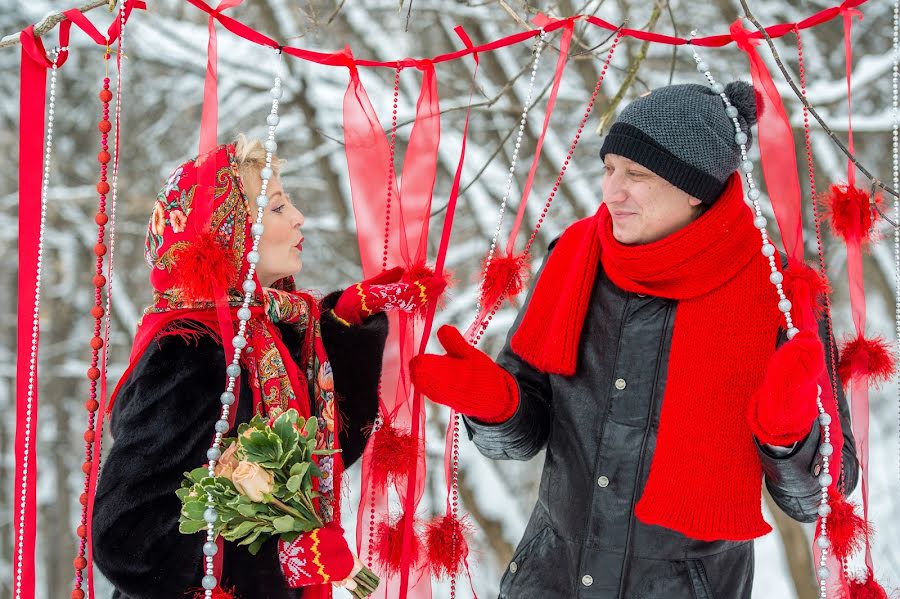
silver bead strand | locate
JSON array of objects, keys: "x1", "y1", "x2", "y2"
[
  {"x1": 477, "y1": 29, "x2": 546, "y2": 316},
  {"x1": 199, "y1": 50, "x2": 284, "y2": 598},
  {"x1": 893, "y1": 0, "x2": 899, "y2": 505},
  {"x1": 690, "y1": 36, "x2": 832, "y2": 598},
  {"x1": 14, "y1": 45, "x2": 65, "y2": 599}
]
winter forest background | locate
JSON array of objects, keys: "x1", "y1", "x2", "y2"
[{"x1": 0, "y1": 0, "x2": 898, "y2": 598}]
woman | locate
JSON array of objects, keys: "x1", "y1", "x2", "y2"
[{"x1": 93, "y1": 138, "x2": 440, "y2": 598}]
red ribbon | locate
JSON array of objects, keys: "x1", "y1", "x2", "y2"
[
  {"x1": 841, "y1": 3, "x2": 862, "y2": 186},
  {"x1": 730, "y1": 19, "x2": 804, "y2": 264},
  {"x1": 168, "y1": 0, "x2": 865, "y2": 70},
  {"x1": 15, "y1": 22, "x2": 71, "y2": 599},
  {"x1": 505, "y1": 16, "x2": 574, "y2": 254}
]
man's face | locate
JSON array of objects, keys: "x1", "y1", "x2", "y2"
[{"x1": 601, "y1": 154, "x2": 704, "y2": 245}]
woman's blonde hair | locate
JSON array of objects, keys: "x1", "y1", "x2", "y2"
[{"x1": 233, "y1": 134, "x2": 283, "y2": 195}]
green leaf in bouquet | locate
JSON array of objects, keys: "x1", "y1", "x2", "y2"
[
  {"x1": 289, "y1": 462, "x2": 309, "y2": 478},
  {"x1": 308, "y1": 462, "x2": 323, "y2": 479},
  {"x1": 311, "y1": 448, "x2": 340, "y2": 456},
  {"x1": 303, "y1": 417, "x2": 318, "y2": 439},
  {"x1": 273, "y1": 412, "x2": 300, "y2": 450},
  {"x1": 240, "y1": 429, "x2": 284, "y2": 468},
  {"x1": 223, "y1": 519, "x2": 257, "y2": 541},
  {"x1": 247, "y1": 536, "x2": 267, "y2": 556},
  {"x1": 272, "y1": 514, "x2": 295, "y2": 533},
  {"x1": 178, "y1": 519, "x2": 209, "y2": 534},
  {"x1": 236, "y1": 502, "x2": 262, "y2": 517},
  {"x1": 187, "y1": 467, "x2": 209, "y2": 484},
  {"x1": 182, "y1": 500, "x2": 208, "y2": 521},
  {"x1": 286, "y1": 474, "x2": 302, "y2": 494}
]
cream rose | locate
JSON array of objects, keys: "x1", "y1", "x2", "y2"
[
  {"x1": 232, "y1": 461, "x2": 274, "y2": 502},
  {"x1": 219, "y1": 442, "x2": 240, "y2": 469}
]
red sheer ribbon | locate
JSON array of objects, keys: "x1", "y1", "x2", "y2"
[
  {"x1": 730, "y1": 19, "x2": 804, "y2": 263},
  {"x1": 505, "y1": 16, "x2": 574, "y2": 253},
  {"x1": 180, "y1": 0, "x2": 865, "y2": 70},
  {"x1": 15, "y1": 22, "x2": 71, "y2": 599}
]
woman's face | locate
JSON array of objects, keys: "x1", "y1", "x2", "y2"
[{"x1": 251, "y1": 175, "x2": 305, "y2": 287}]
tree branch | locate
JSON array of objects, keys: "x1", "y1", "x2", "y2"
[
  {"x1": 0, "y1": 0, "x2": 116, "y2": 50},
  {"x1": 738, "y1": 0, "x2": 899, "y2": 200}
]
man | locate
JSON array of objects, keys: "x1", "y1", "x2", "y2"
[{"x1": 410, "y1": 82, "x2": 857, "y2": 598}]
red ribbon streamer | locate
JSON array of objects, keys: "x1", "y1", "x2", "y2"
[
  {"x1": 179, "y1": 0, "x2": 865, "y2": 70},
  {"x1": 15, "y1": 22, "x2": 71, "y2": 599},
  {"x1": 730, "y1": 19, "x2": 804, "y2": 264},
  {"x1": 505, "y1": 17, "x2": 574, "y2": 254}
]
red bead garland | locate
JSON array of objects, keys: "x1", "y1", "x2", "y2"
[{"x1": 71, "y1": 74, "x2": 113, "y2": 598}]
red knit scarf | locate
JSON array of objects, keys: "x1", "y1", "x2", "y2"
[{"x1": 512, "y1": 174, "x2": 784, "y2": 540}]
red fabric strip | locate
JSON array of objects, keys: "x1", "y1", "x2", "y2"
[
  {"x1": 730, "y1": 19, "x2": 804, "y2": 264},
  {"x1": 842, "y1": 6, "x2": 861, "y2": 186},
  {"x1": 505, "y1": 20, "x2": 574, "y2": 254},
  {"x1": 15, "y1": 23, "x2": 71, "y2": 599}
]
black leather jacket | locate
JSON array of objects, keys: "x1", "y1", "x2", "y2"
[{"x1": 465, "y1": 254, "x2": 858, "y2": 599}]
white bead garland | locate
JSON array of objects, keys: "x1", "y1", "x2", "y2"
[
  {"x1": 690, "y1": 35, "x2": 833, "y2": 598},
  {"x1": 198, "y1": 51, "x2": 284, "y2": 597},
  {"x1": 893, "y1": 0, "x2": 899, "y2": 505},
  {"x1": 477, "y1": 29, "x2": 546, "y2": 314},
  {"x1": 14, "y1": 45, "x2": 66, "y2": 599}
]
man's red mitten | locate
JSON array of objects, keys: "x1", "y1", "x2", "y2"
[
  {"x1": 410, "y1": 325, "x2": 518, "y2": 423},
  {"x1": 277, "y1": 523, "x2": 355, "y2": 587},
  {"x1": 749, "y1": 330, "x2": 825, "y2": 447}
]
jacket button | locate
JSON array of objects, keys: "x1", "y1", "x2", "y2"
[
  {"x1": 582, "y1": 574, "x2": 594, "y2": 586},
  {"x1": 614, "y1": 378, "x2": 626, "y2": 390},
  {"x1": 597, "y1": 475, "x2": 610, "y2": 488},
  {"x1": 509, "y1": 561, "x2": 518, "y2": 573}
]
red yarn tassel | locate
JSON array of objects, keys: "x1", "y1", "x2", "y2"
[
  {"x1": 403, "y1": 260, "x2": 452, "y2": 317},
  {"x1": 192, "y1": 585, "x2": 237, "y2": 599},
  {"x1": 825, "y1": 490, "x2": 869, "y2": 561},
  {"x1": 424, "y1": 514, "x2": 473, "y2": 579},
  {"x1": 783, "y1": 259, "x2": 830, "y2": 328},
  {"x1": 372, "y1": 512, "x2": 422, "y2": 574},
  {"x1": 480, "y1": 252, "x2": 529, "y2": 309},
  {"x1": 173, "y1": 230, "x2": 238, "y2": 301},
  {"x1": 847, "y1": 573, "x2": 890, "y2": 599},
  {"x1": 837, "y1": 334, "x2": 896, "y2": 389},
  {"x1": 369, "y1": 423, "x2": 421, "y2": 490},
  {"x1": 822, "y1": 183, "x2": 882, "y2": 245}
]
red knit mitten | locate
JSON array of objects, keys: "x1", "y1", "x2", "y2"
[
  {"x1": 333, "y1": 267, "x2": 446, "y2": 325},
  {"x1": 277, "y1": 523, "x2": 355, "y2": 587},
  {"x1": 749, "y1": 330, "x2": 825, "y2": 446},
  {"x1": 410, "y1": 325, "x2": 518, "y2": 423}
]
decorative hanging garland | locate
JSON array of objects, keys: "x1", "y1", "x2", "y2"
[{"x1": 197, "y1": 52, "x2": 285, "y2": 597}]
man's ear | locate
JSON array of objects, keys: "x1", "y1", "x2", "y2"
[{"x1": 688, "y1": 196, "x2": 703, "y2": 207}]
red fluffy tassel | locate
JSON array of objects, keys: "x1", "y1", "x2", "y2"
[
  {"x1": 838, "y1": 334, "x2": 896, "y2": 389},
  {"x1": 403, "y1": 260, "x2": 452, "y2": 317},
  {"x1": 372, "y1": 512, "x2": 422, "y2": 574},
  {"x1": 823, "y1": 183, "x2": 882, "y2": 245},
  {"x1": 783, "y1": 259, "x2": 830, "y2": 326},
  {"x1": 847, "y1": 574, "x2": 890, "y2": 599},
  {"x1": 825, "y1": 490, "x2": 869, "y2": 561},
  {"x1": 192, "y1": 585, "x2": 237, "y2": 599},
  {"x1": 369, "y1": 424, "x2": 421, "y2": 490},
  {"x1": 173, "y1": 230, "x2": 239, "y2": 301},
  {"x1": 480, "y1": 252, "x2": 529, "y2": 309},
  {"x1": 424, "y1": 514, "x2": 472, "y2": 579}
]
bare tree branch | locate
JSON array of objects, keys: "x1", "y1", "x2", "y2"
[
  {"x1": 0, "y1": 0, "x2": 116, "y2": 49},
  {"x1": 738, "y1": 0, "x2": 899, "y2": 200}
]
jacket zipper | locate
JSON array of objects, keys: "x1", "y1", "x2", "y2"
[{"x1": 615, "y1": 299, "x2": 674, "y2": 598}]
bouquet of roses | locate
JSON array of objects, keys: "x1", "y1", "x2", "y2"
[{"x1": 177, "y1": 408, "x2": 379, "y2": 597}]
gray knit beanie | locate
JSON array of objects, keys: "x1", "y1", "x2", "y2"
[{"x1": 599, "y1": 81, "x2": 759, "y2": 205}]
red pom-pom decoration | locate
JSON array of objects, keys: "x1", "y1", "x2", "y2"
[
  {"x1": 172, "y1": 231, "x2": 239, "y2": 302},
  {"x1": 847, "y1": 573, "x2": 890, "y2": 599},
  {"x1": 838, "y1": 334, "x2": 896, "y2": 389},
  {"x1": 424, "y1": 514, "x2": 472, "y2": 580},
  {"x1": 373, "y1": 512, "x2": 422, "y2": 574},
  {"x1": 825, "y1": 490, "x2": 869, "y2": 561},
  {"x1": 480, "y1": 251, "x2": 529, "y2": 309},
  {"x1": 823, "y1": 183, "x2": 881, "y2": 245},
  {"x1": 369, "y1": 424, "x2": 420, "y2": 490}
]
